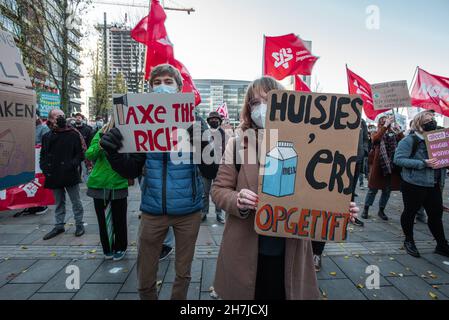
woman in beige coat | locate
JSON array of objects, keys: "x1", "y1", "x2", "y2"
[{"x1": 211, "y1": 77, "x2": 359, "y2": 300}]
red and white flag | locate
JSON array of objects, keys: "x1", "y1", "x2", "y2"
[
  {"x1": 294, "y1": 75, "x2": 311, "y2": 92},
  {"x1": 264, "y1": 33, "x2": 319, "y2": 80},
  {"x1": 346, "y1": 67, "x2": 388, "y2": 120},
  {"x1": 411, "y1": 67, "x2": 449, "y2": 117},
  {"x1": 216, "y1": 102, "x2": 229, "y2": 119},
  {"x1": 131, "y1": 0, "x2": 201, "y2": 106}
]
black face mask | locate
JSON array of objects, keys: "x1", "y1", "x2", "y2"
[
  {"x1": 423, "y1": 120, "x2": 437, "y2": 132},
  {"x1": 56, "y1": 116, "x2": 67, "y2": 128},
  {"x1": 209, "y1": 121, "x2": 220, "y2": 129}
]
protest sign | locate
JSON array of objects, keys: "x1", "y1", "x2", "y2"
[
  {"x1": 112, "y1": 93, "x2": 195, "y2": 153},
  {"x1": 424, "y1": 128, "x2": 449, "y2": 169},
  {"x1": 0, "y1": 30, "x2": 32, "y2": 88},
  {"x1": 1, "y1": 30, "x2": 36, "y2": 190},
  {"x1": 37, "y1": 91, "x2": 60, "y2": 118},
  {"x1": 0, "y1": 86, "x2": 36, "y2": 189},
  {"x1": 255, "y1": 90, "x2": 363, "y2": 242},
  {"x1": 371, "y1": 80, "x2": 411, "y2": 110}
]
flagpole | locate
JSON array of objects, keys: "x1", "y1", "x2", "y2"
[
  {"x1": 262, "y1": 34, "x2": 266, "y2": 76},
  {"x1": 345, "y1": 64, "x2": 351, "y2": 94},
  {"x1": 142, "y1": 0, "x2": 152, "y2": 92},
  {"x1": 409, "y1": 66, "x2": 419, "y2": 92}
]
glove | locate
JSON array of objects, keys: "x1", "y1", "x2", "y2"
[{"x1": 99, "y1": 128, "x2": 123, "y2": 154}]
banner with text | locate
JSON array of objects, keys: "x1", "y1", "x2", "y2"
[
  {"x1": 424, "y1": 128, "x2": 449, "y2": 169},
  {"x1": 112, "y1": 93, "x2": 195, "y2": 153},
  {"x1": 371, "y1": 80, "x2": 411, "y2": 110},
  {"x1": 255, "y1": 91, "x2": 363, "y2": 242}
]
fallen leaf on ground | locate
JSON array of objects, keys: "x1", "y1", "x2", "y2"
[
  {"x1": 432, "y1": 285, "x2": 440, "y2": 289},
  {"x1": 20, "y1": 246, "x2": 28, "y2": 250},
  {"x1": 389, "y1": 272, "x2": 397, "y2": 276},
  {"x1": 356, "y1": 284, "x2": 364, "y2": 289},
  {"x1": 156, "y1": 280, "x2": 162, "y2": 287},
  {"x1": 329, "y1": 272, "x2": 337, "y2": 276},
  {"x1": 344, "y1": 256, "x2": 349, "y2": 259},
  {"x1": 50, "y1": 252, "x2": 57, "y2": 257},
  {"x1": 429, "y1": 292, "x2": 438, "y2": 300},
  {"x1": 429, "y1": 274, "x2": 438, "y2": 279},
  {"x1": 389, "y1": 257, "x2": 395, "y2": 261},
  {"x1": 89, "y1": 249, "x2": 97, "y2": 254}
]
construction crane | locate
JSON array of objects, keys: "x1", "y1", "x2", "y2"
[{"x1": 93, "y1": 0, "x2": 195, "y2": 14}]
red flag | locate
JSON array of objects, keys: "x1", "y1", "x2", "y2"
[
  {"x1": 264, "y1": 33, "x2": 318, "y2": 80},
  {"x1": 216, "y1": 102, "x2": 229, "y2": 119},
  {"x1": 411, "y1": 67, "x2": 449, "y2": 117},
  {"x1": 131, "y1": 0, "x2": 174, "y2": 79},
  {"x1": 346, "y1": 67, "x2": 388, "y2": 120},
  {"x1": 171, "y1": 59, "x2": 201, "y2": 106},
  {"x1": 294, "y1": 75, "x2": 311, "y2": 92}
]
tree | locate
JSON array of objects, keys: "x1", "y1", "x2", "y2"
[
  {"x1": 113, "y1": 72, "x2": 127, "y2": 94},
  {"x1": 91, "y1": 44, "x2": 109, "y2": 119},
  {"x1": 29, "y1": 0, "x2": 91, "y2": 114}
]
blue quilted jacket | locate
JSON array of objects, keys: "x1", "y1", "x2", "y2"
[{"x1": 140, "y1": 152, "x2": 204, "y2": 215}]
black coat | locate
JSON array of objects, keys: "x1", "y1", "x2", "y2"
[
  {"x1": 75, "y1": 124, "x2": 94, "y2": 147},
  {"x1": 40, "y1": 129, "x2": 84, "y2": 189}
]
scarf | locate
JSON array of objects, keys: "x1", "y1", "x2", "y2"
[{"x1": 379, "y1": 130, "x2": 397, "y2": 176}]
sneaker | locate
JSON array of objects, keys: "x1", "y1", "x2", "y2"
[
  {"x1": 43, "y1": 227, "x2": 65, "y2": 240},
  {"x1": 113, "y1": 250, "x2": 127, "y2": 261},
  {"x1": 75, "y1": 225, "x2": 85, "y2": 237},
  {"x1": 435, "y1": 242, "x2": 449, "y2": 258},
  {"x1": 13, "y1": 208, "x2": 31, "y2": 217},
  {"x1": 313, "y1": 254, "x2": 322, "y2": 272},
  {"x1": 34, "y1": 207, "x2": 49, "y2": 216},
  {"x1": 351, "y1": 217, "x2": 364, "y2": 227},
  {"x1": 159, "y1": 245, "x2": 174, "y2": 261},
  {"x1": 216, "y1": 211, "x2": 225, "y2": 224},
  {"x1": 104, "y1": 253, "x2": 114, "y2": 260},
  {"x1": 201, "y1": 212, "x2": 208, "y2": 222}
]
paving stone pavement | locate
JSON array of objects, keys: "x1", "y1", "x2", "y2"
[{"x1": 1, "y1": 180, "x2": 449, "y2": 300}]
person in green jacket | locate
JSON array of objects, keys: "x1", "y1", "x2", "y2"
[{"x1": 86, "y1": 119, "x2": 129, "y2": 261}]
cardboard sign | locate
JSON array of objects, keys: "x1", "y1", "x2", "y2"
[
  {"x1": 0, "y1": 30, "x2": 32, "y2": 88},
  {"x1": 37, "y1": 91, "x2": 60, "y2": 118},
  {"x1": 371, "y1": 80, "x2": 411, "y2": 110},
  {"x1": 424, "y1": 128, "x2": 449, "y2": 169},
  {"x1": 112, "y1": 93, "x2": 195, "y2": 153},
  {"x1": 255, "y1": 90, "x2": 363, "y2": 242},
  {"x1": 0, "y1": 86, "x2": 36, "y2": 189}
]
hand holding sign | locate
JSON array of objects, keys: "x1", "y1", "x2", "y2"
[
  {"x1": 255, "y1": 90, "x2": 363, "y2": 242},
  {"x1": 99, "y1": 128, "x2": 123, "y2": 154}
]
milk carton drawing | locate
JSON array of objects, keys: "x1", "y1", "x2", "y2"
[
  {"x1": 262, "y1": 141, "x2": 297, "y2": 197},
  {"x1": 0, "y1": 129, "x2": 15, "y2": 167}
]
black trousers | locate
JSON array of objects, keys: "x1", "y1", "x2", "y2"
[
  {"x1": 312, "y1": 241, "x2": 326, "y2": 255},
  {"x1": 93, "y1": 198, "x2": 128, "y2": 254},
  {"x1": 351, "y1": 161, "x2": 362, "y2": 202},
  {"x1": 255, "y1": 254, "x2": 285, "y2": 300},
  {"x1": 400, "y1": 181, "x2": 447, "y2": 245}
]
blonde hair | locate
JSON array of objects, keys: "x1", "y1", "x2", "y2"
[
  {"x1": 411, "y1": 110, "x2": 434, "y2": 134},
  {"x1": 239, "y1": 76, "x2": 285, "y2": 131}
]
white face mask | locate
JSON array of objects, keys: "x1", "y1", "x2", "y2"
[{"x1": 251, "y1": 103, "x2": 267, "y2": 129}]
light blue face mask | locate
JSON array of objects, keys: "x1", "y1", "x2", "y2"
[{"x1": 153, "y1": 84, "x2": 178, "y2": 94}]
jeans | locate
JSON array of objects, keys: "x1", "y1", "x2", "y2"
[
  {"x1": 202, "y1": 177, "x2": 222, "y2": 214},
  {"x1": 53, "y1": 184, "x2": 84, "y2": 229},
  {"x1": 164, "y1": 227, "x2": 175, "y2": 248},
  {"x1": 364, "y1": 186, "x2": 391, "y2": 209}
]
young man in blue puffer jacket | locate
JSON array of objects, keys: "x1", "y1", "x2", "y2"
[{"x1": 100, "y1": 64, "x2": 212, "y2": 300}]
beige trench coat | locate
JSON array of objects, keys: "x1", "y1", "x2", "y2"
[{"x1": 211, "y1": 136, "x2": 320, "y2": 300}]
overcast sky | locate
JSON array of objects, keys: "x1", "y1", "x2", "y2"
[{"x1": 81, "y1": 0, "x2": 449, "y2": 117}]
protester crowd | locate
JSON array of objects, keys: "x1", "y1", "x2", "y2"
[{"x1": 14, "y1": 63, "x2": 448, "y2": 300}]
